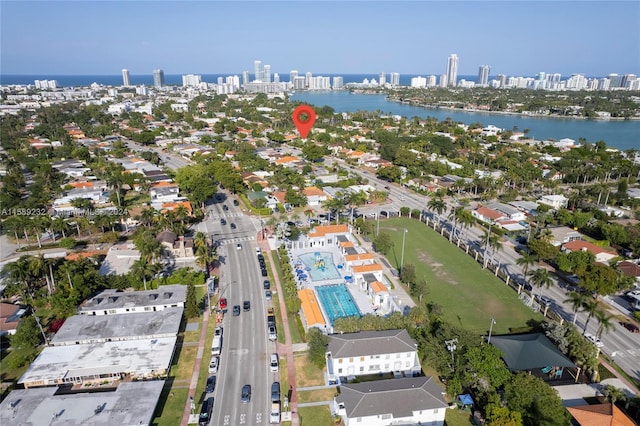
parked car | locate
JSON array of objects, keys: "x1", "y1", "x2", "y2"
[
  {"x1": 219, "y1": 298, "x2": 227, "y2": 310},
  {"x1": 233, "y1": 305, "x2": 241, "y2": 316},
  {"x1": 214, "y1": 326, "x2": 223, "y2": 337},
  {"x1": 236, "y1": 243, "x2": 242, "y2": 251},
  {"x1": 261, "y1": 268, "x2": 268, "y2": 277},
  {"x1": 233, "y1": 199, "x2": 239, "y2": 206},
  {"x1": 537, "y1": 295, "x2": 553, "y2": 306},
  {"x1": 619, "y1": 321, "x2": 640, "y2": 333},
  {"x1": 263, "y1": 280, "x2": 271, "y2": 290},
  {"x1": 270, "y1": 353, "x2": 279, "y2": 372},
  {"x1": 256, "y1": 247, "x2": 262, "y2": 255},
  {"x1": 223, "y1": 205, "x2": 229, "y2": 211},
  {"x1": 243, "y1": 300, "x2": 251, "y2": 311},
  {"x1": 271, "y1": 381, "x2": 280, "y2": 402},
  {"x1": 206, "y1": 376, "x2": 216, "y2": 393},
  {"x1": 220, "y1": 218, "x2": 227, "y2": 225},
  {"x1": 241, "y1": 384, "x2": 252, "y2": 403},
  {"x1": 230, "y1": 223, "x2": 236, "y2": 229},
  {"x1": 199, "y1": 397, "x2": 214, "y2": 426},
  {"x1": 268, "y1": 325, "x2": 277, "y2": 341},
  {"x1": 208, "y1": 356, "x2": 219, "y2": 373}
]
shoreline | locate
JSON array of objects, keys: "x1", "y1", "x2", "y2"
[{"x1": 388, "y1": 97, "x2": 640, "y2": 122}]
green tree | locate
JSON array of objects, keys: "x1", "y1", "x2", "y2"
[
  {"x1": 372, "y1": 232, "x2": 394, "y2": 255},
  {"x1": 564, "y1": 291, "x2": 588, "y2": 324},
  {"x1": 301, "y1": 142, "x2": 327, "y2": 162},
  {"x1": 461, "y1": 344, "x2": 512, "y2": 390},
  {"x1": 400, "y1": 263, "x2": 416, "y2": 286},
  {"x1": 485, "y1": 393, "x2": 523, "y2": 426},
  {"x1": 306, "y1": 327, "x2": 329, "y2": 368},
  {"x1": 185, "y1": 283, "x2": 199, "y2": 318},
  {"x1": 528, "y1": 268, "x2": 553, "y2": 298},
  {"x1": 10, "y1": 315, "x2": 43, "y2": 349},
  {"x1": 504, "y1": 373, "x2": 571, "y2": 426}
]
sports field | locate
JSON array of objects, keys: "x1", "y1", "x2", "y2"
[{"x1": 381, "y1": 218, "x2": 542, "y2": 334}]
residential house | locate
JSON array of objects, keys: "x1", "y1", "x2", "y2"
[
  {"x1": 618, "y1": 261, "x2": 640, "y2": 286},
  {"x1": 562, "y1": 240, "x2": 617, "y2": 264},
  {"x1": 547, "y1": 226, "x2": 583, "y2": 247},
  {"x1": 486, "y1": 202, "x2": 527, "y2": 221},
  {"x1": 78, "y1": 285, "x2": 186, "y2": 316},
  {"x1": 0, "y1": 303, "x2": 29, "y2": 336},
  {"x1": 334, "y1": 376, "x2": 448, "y2": 426},
  {"x1": 156, "y1": 230, "x2": 194, "y2": 259},
  {"x1": 99, "y1": 243, "x2": 141, "y2": 276},
  {"x1": 303, "y1": 186, "x2": 329, "y2": 206},
  {"x1": 326, "y1": 329, "x2": 420, "y2": 382},
  {"x1": 538, "y1": 194, "x2": 569, "y2": 209},
  {"x1": 567, "y1": 403, "x2": 636, "y2": 426},
  {"x1": 307, "y1": 224, "x2": 352, "y2": 247}
]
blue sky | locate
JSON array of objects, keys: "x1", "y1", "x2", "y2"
[{"x1": 1, "y1": 1, "x2": 638, "y2": 77}]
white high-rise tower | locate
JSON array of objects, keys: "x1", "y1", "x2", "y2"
[
  {"x1": 446, "y1": 54, "x2": 458, "y2": 87},
  {"x1": 478, "y1": 65, "x2": 490, "y2": 86},
  {"x1": 122, "y1": 69, "x2": 130, "y2": 87}
]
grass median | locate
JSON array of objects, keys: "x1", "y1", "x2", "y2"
[{"x1": 381, "y1": 218, "x2": 542, "y2": 334}]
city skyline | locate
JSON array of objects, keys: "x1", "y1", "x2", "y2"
[{"x1": 1, "y1": 1, "x2": 638, "y2": 76}]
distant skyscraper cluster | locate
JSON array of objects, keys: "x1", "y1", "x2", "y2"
[
  {"x1": 253, "y1": 60, "x2": 272, "y2": 83},
  {"x1": 34, "y1": 79, "x2": 58, "y2": 89}
]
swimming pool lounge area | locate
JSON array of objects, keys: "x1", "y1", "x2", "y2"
[{"x1": 297, "y1": 252, "x2": 342, "y2": 281}]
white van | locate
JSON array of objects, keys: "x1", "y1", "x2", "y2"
[
  {"x1": 270, "y1": 353, "x2": 279, "y2": 372},
  {"x1": 212, "y1": 335, "x2": 222, "y2": 356}
]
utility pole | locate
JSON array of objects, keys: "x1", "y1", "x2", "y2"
[{"x1": 487, "y1": 318, "x2": 496, "y2": 344}]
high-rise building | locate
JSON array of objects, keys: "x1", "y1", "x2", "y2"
[
  {"x1": 332, "y1": 76, "x2": 344, "y2": 90},
  {"x1": 410, "y1": 76, "x2": 427, "y2": 88},
  {"x1": 439, "y1": 74, "x2": 448, "y2": 87},
  {"x1": 446, "y1": 54, "x2": 458, "y2": 87},
  {"x1": 122, "y1": 69, "x2": 130, "y2": 87},
  {"x1": 290, "y1": 70, "x2": 298, "y2": 83},
  {"x1": 273, "y1": 73, "x2": 280, "y2": 83},
  {"x1": 390, "y1": 72, "x2": 400, "y2": 86},
  {"x1": 305, "y1": 72, "x2": 312, "y2": 88},
  {"x1": 427, "y1": 75, "x2": 437, "y2": 87},
  {"x1": 254, "y1": 60, "x2": 263, "y2": 82},
  {"x1": 182, "y1": 74, "x2": 202, "y2": 87},
  {"x1": 478, "y1": 65, "x2": 490, "y2": 86},
  {"x1": 264, "y1": 65, "x2": 271, "y2": 83},
  {"x1": 379, "y1": 72, "x2": 386, "y2": 86},
  {"x1": 242, "y1": 71, "x2": 250, "y2": 86},
  {"x1": 217, "y1": 76, "x2": 224, "y2": 85},
  {"x1": 497, "y1": 74, "x2": 507, "y2": 87},
  {"x1": 153, "y1": 69, "x2": 165, "y2": 88}
]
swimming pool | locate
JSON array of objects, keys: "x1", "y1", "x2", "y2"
[
  {"x1": 316, "y1": 284, "x2": 361, "y2": 325},
  {"x1": 298, "y1": 252, "x2": 341, "y2": 281}
]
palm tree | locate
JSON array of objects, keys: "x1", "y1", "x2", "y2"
[
  {"x1": 580, "y1": 298, "x2": 601, "y2": 335},
  {"x1": 516, "y1": 252, "x2": 536, "y2": 284},
  {"x1": 131, "y1": 257, "x2": 159, "y2": 291},
  {"x1": 564, "y1": 291, "x2": 589, "y2": 324},
  {"x1": 194, "y1": 231, "x2": 208, "y2": 251},
  {"x1": 322, "y1": 193, "x2": 347, "y2": 224},
  {"x1": 456, "y1": 208, "x2": 475, "y2": 241},
  {"x1": 528, "y1": 268, "x2": 553, "y2": 298},
  {"x1": 595, "y1": 310, "x2": 615, "y2": 339},
  {"x1": 427, "y1": 196, "x2": 446, "y2": 229}
]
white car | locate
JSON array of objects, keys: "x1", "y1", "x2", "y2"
[
  {"x1": 236, "y1": 243, "x2": 242, "y2": 251},
  {"x1": 214, "y1": 326, "x2": 223, "y2": 337},
  {"x1": 584, "y1": 333, "x2": 604, "y2": 348},
  {"x1": 208, "y1": 356, "x2": 219, "y2": 373}
]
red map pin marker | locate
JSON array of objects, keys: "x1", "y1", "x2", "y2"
[{"x1": 292, "y1": 105, "x2": 316, "y2": 139}]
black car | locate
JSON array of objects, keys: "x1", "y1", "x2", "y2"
[
  {"x1": 243, "y1": 300, "x2": 250, "y2": 311},
  {"x1": 223, "y1": 205, "x2": 229, "y2": 211},
  {"x1": 233, "y1": 199, "x2": 239, "y2": 206},
  {"x1": 232, "y1": 305, "x2": 241, "y2": 316},
  {"x1": 271, "y1": 381, "x2": 280, "y2": 402},
  {"x1": 263, "y1": 280, "x2": 271, "y2": 290},
  {"x1": 220, "y1": 218, "x2": 226, "y2": 225},
  {"x1": 206, "y1": 376, "x2": 216, "y2": 393},
  {"x1": 241, "y1": 384, "x2": 251, "y2": 403},
  {"x1": 199, "y1": 397, "x2": 214, "y2": 426},
  {"x1": 230, "y1": 223, "x2": 236, "y2": 229},
  {"x1": 261, "y1": 268, "x2": 268, "y2": 277}
]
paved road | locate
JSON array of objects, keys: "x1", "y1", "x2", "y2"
[
  {"x1": 336, "y1": 158, "x2": 640, "y2": 383},
  {"x1": 208, "y1": 194, "x2": 276, "y2": 426}
]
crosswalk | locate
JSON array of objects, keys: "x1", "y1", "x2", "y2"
[
  {"x1": 217, "y1": 236, "x2": 256, "y2": 246},
  {"x1": 208, "y1": 212, "x2": 244, "y2": 219}
]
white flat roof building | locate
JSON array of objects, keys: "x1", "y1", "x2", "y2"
[
  {"x1": 19, "y1": 336, "x2": 177, "y2": 388},
  {"x1": 0, "y1": 381, "x2": 164, "y2": 426},
  {"x1": 78, "y1": 284, "x2": 186, "y2": 315}
]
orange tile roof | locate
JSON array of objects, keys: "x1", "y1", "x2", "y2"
[
  {"x1": 347, "y1": 151, "x2": 365, "y2": 158},
  {"x1": 567, "y1": 403, "x2": 636, "y2": 426},
  {"x1": 308, "y1": 224, "x2": 349, "y2": 238},
  {"x1": 273, "y1": 191, "x2": 287, "y2": 204},
  {"x1": 161, "y1": 201, "x2": 193, "y2": 215},
  {"x1": 370, "y1": 281, "x2": 387, "y2": 294},
  {"x1": 68, "y1": 182, "x2": 94, "y2": 189},
  {"x1": 275, "y1": 155, "x2": 300, "y2": 164},
  {"x1": 344, "y1": 253, "x2": 374, "y2": 262},
  {"x1": 151, "y1": 181, "x2": 177, "y2": 188},
  {"x1": 476, "y1": 206, "x2": 505, "y2": 221},
  {"x1": 298, "y1": 289, "x2": 326, "y2": 327},
  {"x1": 352, "y1": 263, "x2": 383, "y2": 274},
  {"x1": 563, "y1": 240, "x2": 616, "y2": 256},
  {"x1": 65, "y1": 250, "x2": 105, "y2": 261},
  {"x1": 339, "y1": 241, "x2": 354, "y2": 248},
  {"x1": 303, "y1": 186, "x2": 326, "y2": 197}
]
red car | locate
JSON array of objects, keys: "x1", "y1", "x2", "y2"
[
  {"x1": 619, "y1": 321, "x2": 639, "y2": 333},
  {"x1": 219, "y1": 297, "x2": 227, "y2": 310}
]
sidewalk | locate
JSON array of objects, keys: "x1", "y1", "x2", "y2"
[
  {"x1": 179, "y1": 262, "x2": 218, "y2": 426},
  {"x1": 259, "y1": 230, "x2": 300, "y2": 426}
]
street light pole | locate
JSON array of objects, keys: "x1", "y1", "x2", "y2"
[
  {"x1": 487, "y1": 317, "x2": 496, "y2": 344},
  {"x1": 445, "y1": 338, "x2": 457, "y2": 370},
  {"x1": 400, "y1": 228, "x2": 408, "y2": 274},
  {"x1": 376, "y1": 211, "x2": 380, "y2": 236}
]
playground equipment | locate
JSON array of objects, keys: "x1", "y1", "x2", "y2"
[{"x1": 314, "y1": 252, "x2": 326, "y2": 272}]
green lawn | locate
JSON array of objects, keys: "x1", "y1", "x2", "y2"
[
  {"x1": 298, "y1": 405, "x2": 335, "y2": 426},
  {"x1": 445, "y1": 408, "x2": 473, "y2": 426},
  {"x1": 381, "y1": 218, "x2": 542, "y2": 334}
]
